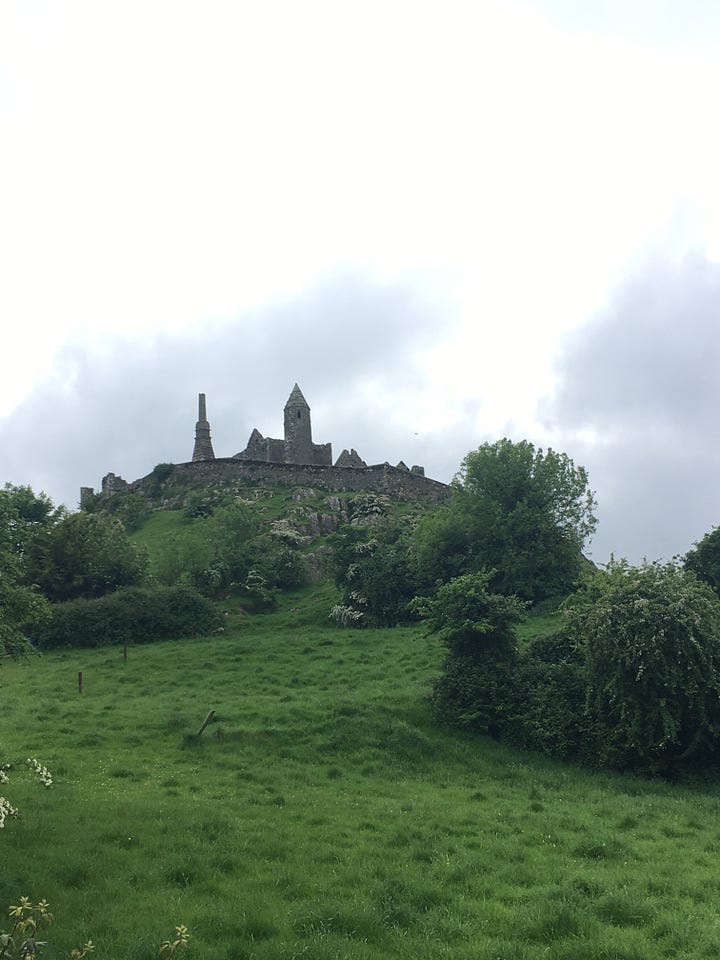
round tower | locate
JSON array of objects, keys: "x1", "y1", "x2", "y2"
[
  {"x1": 283, "y1": 383, "x2": 313, "y2": 464},
  {"x1": 192, "y1": 392, "x2": 216, "y2": 461}
]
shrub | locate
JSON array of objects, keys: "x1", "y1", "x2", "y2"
[
  {"x1": 28, "y1": 512, "x2": 149, "y2": 602},
  {"x1": 412, "y1": 572, "x2": 526, "y2": 735},
  {"x1": 34, "y1": 585, "x2": 222, "y2": 649},
  {"x1": 684, "y1": 525, "x2": 720, "y2": 595},
  {"x1": 504, "y1": 631, "x2": 594, "y2": 761},
  {"x1": 331, "y1": 518, "x2": 419, "y2": 626},
  {"x1": 100, "y1": 492, "x2": 152, "y2": 532},
  {"x1": 564, "y1": 561, "x2": 720, "y2": 775}
]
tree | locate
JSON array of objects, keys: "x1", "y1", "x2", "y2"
[
  {"x1": 412, "y1": 572, "x2": 526, "y2": 733},
  {"x1": 684, "y1": 526, "x2": 720, "y2": 594},
  {"x1": 0, "y1": 485, "x2": 54, "y2": 654},
  {"x1": 331, "y1": 517, "x2": 419, "y2": 626},
  {"x1": 29, "y1": 512, "x2": 149, "y2": 602},
  {"x1": 564, "y1": 561, "x2": 720, "y2": 775},
  {"x1": 415, "y1": 439, "x2": 597, "y2": 602}
]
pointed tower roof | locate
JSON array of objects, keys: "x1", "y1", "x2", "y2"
[{"x1": 285, "y1": 383, "x2": 309, "y2": 408}]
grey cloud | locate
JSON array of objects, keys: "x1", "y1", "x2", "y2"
[
  {"x1": 541, "y1": 254, "x2": 720, "y2": 563},
  {"x1": 0, "y1": 277, "x2": 456, "y2": 509}
]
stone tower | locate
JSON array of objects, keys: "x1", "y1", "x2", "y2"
[
  {"x1": 283, "y1": 383, "x2": 313, "y2": 464},
  {"x1": 192, "y1": 393, "x2": 216, "y2": 461}
]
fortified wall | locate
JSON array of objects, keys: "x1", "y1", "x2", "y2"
[{"x1": 85, "y1": 385, "x2": 451, "y2": 506}]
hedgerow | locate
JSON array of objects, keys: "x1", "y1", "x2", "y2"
[{"x1": 33, "y1": 585, "x2": 222, "y2": 649}]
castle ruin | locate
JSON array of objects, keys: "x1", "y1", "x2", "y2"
[
  {"x1": 87, "y1": 385, "x2": 448, "y2": 505},
  {"x1": 231, "y1": 384, "x2": 333, "y2": 466}
]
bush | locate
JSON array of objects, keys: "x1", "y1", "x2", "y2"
[
  {"x1": 412, "y1": 572, "x2": 526, "y2": 735},
  {"x1": 504, "y1": 631, "x2": 594, "y2": 762},
  {"x1": 564, "y1": 561, "x2": 720, "y2": 775},
  {"x1": 331, "y1": 518, "x2": 420, "y2": 626},
  {"x1": 34, "y1": 585, "x2": 223, "y2": 649},
  {"x1": 684, "y1": 525, "x2": 720, "y2": 595},
  {"x1": 100, "y1": 492, "x2": 152, "y2": 532},
  {"x1": 28, "y1": 512, "x2": 149, "y2": 602}
]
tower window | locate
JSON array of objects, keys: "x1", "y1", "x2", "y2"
[{"x1": 298, "y1": 411, "x2": 301, "y2": 419}]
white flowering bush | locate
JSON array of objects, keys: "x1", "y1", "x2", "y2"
[
  {"x1": 329, "y1": 604, "x2": 364, "y2": 628},
  {"x1": 26, "y1": 759, "x2": 53, "y2": 789},
  {"x1": 0, "y1": 759, "x2": 52, "y2": 831},
  {"x1": 564, "y1": 560, "x2": 720, "y2": 774},
  {"x1": 0, "y1": 797, "x2": 18, "y2": 831}
]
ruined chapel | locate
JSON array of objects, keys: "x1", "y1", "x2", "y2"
[{"x1": 87, "y1": 385, "x2": 449, "y2": 505}]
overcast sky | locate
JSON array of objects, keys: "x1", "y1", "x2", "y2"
[{"x1": 3, "y1": 0, "x2": 720, "y2": 565}]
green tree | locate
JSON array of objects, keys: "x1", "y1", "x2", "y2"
[
  {"x1": 415, "y1": 439, "x2": 597, "y2": 602},
  {"x1": 29, "y1": 512, "x2": 149, "y2": 602},
  {"x1": 412, "y1": 571, "x2": 526, "y2": 733},
  {"x1": 0, "y1": 485, "x2": 54, "y2": 653},
  {"x1": 331, "y1": 517, "x2": 419, "y2": 626},
  {"x1": 684, "y1": 526, "x2": 720, "y2": 594},
  {"x1": 99, "y1": 491, "x2": 152, "y2": 532},
  {"x1": 188, "y1": 501, "x2": 259, "y2": 593},
  {"x1": 565, "y1": 561, "x2": 720, "y2": 774}
]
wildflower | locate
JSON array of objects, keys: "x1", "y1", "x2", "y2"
[
  {"x1": 0, "y1": 798, "x2": 19, "y2": 828},
  {"x1": 26, "y1": 758, "x2": 53, "y2": 788}
]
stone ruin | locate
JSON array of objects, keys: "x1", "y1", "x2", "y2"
[
  {"x1": 193, "y1": 383, "x2": 426, "y2": 476},
  {"x1": 84, "y1": 384, "x2": 441, "y2": 505}
]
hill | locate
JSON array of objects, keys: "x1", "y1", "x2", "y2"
[{"x1": 3, "y1": 590, "x2": 720, "y2": 958}]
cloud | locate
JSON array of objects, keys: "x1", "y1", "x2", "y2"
[
  {"x1": 540, "y1": 254, "x2": 720, "y2": 563},
  {"x1": 0, "y1": 277, "x2": 458, "y2": 509}
]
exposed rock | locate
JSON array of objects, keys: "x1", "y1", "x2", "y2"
[{"x1": 305, "y1": 546, "x2": 333, "y2": 582}]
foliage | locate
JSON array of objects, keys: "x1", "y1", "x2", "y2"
[
  {"x1": 0, "y1": 758, "x2": 53, "y2": 831},
  {"x1": 504, "y1": 630, "x2": 593, "y2": 761},
  {"x1": 412, "y1": 571, "x2": 526, "y2": 733},
  {"x1": 169, "y1": 502, "x2": 307, "y2": 600},
  {"x1": 150, "y1": 463, "x2": 176, "y2": 485},
  {"x1": 0, "y1": 485, "x2": 54, "y2": 655},
  {"x1": 0, "y1": 898, "x2": 186, "y2": 959},
  {"x1": 684, "y1": 525, "x2": 720, "y2": 594},
  {"x1": 183, "y1": 489, "x2": 218, "y2": 520},
  {"x1": 95, "y1": 492, "x2": 152, "y2": 533},
  {"x1": 328, "y1": 603, "x2": 364, "y2": 627},
  {"x1": 159, "y1": 924, "x2": 190, "y2": 957},
  {"x1": 185, "y1": 501, "x2": 259, "y2": 593},
  {"x1": 27, "y1": 513, "x2": 149, "y2": 602},
  {"x1": 414, "y1": 439, "x2": 597, "y2": 602},
  {"x1": 33, "y1": 585, "x2": 222, "y2": 649},
  {"x1": 564, "y1": 561, "x2": 720, "y2": 774},
  {"x1": 331, "y1": 518, "x2": 419, "y2": 626}
]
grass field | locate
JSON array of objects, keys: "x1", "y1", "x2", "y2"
[{"x1": 3, "y1": 585, "x2": 720, "y2": 959}]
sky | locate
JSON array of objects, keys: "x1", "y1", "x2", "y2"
[{"x1": 3, "y1": 0, "x2": 720, "y2": 564}]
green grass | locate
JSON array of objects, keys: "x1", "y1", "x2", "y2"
[
  {"x1": 130, "y1": 510, "x2": 213, "y2": 582},
  {"x1": 3, "y1": 592, "x2": 720, "y2": 958}
]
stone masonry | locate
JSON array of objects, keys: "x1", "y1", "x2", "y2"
[{"x1": 88, "y1": 385, "x2": 445, "y2": 504}]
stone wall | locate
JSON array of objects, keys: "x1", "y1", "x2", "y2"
[{"x1": 122, "y1": 458, "x2": 451, "y2": 504}]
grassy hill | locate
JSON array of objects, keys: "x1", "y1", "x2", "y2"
[{"x1": 4, "y1": 585, "x2": 720, "y2": 959}]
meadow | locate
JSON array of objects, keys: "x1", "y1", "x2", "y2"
[{"x1": 4, "y1": 583, "x2": 720, "y2": 959}]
